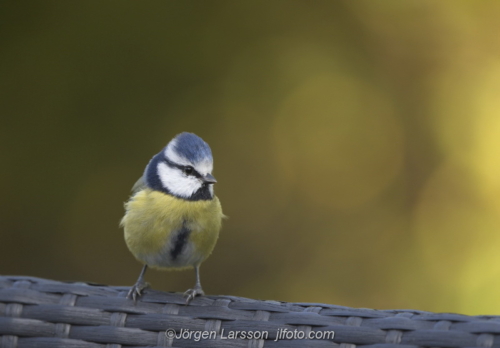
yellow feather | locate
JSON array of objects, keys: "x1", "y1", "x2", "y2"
[{"x1": 121, "y1": 188, "x2": 223, "y2": 270}]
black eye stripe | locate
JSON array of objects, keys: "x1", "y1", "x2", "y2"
[
  {"x1": 187, "y1": 168, "x2": 202, "y2": 178},
  {"x1": 164, "y1": 158, "x2": 201, "y2": 178}
]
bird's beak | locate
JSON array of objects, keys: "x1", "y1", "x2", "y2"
[{"x1": 202, "y1": 173, "x2": 217, "y2": 184}]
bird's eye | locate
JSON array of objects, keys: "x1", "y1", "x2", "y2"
[{"x1": 183, "y1": 166, "x2": 194, "y2": 175}]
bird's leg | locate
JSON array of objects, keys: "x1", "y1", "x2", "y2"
[
  {"x1": 127, "y1": 264, "x2": 150, "y2": 301},
  {"x1": 184, "y1": 265, "x2": 204, "y2": 305}
]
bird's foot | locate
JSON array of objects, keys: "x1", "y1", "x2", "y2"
[
  {"x1": 126, "y1": 280, "x2": 150, "y2": 301},
  {"x1": 184, "y1": 285, "x2": 204, "y2": 305}
]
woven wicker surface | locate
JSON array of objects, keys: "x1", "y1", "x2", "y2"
[{"x1": 1, "y1": 276, "x2": 499, "y2": 348}]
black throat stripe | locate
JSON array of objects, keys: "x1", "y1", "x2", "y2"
[{"x1": 170, "y1": 222, "x2": 191, "y2": 261}]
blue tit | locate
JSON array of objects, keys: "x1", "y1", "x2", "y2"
[{"x1": 120, "y1": 132, "x2": 223, "y2": 304}]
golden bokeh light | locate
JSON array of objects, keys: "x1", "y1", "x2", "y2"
[{"x1": 274, "y1": 71, "x2": 403, "y2": 211}]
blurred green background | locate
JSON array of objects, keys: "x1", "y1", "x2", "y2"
[{"x1": 1, "y1": 1, "x2": 500, "y2": 315}]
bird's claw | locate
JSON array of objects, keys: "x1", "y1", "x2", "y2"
[
  {"x1": 184, "y1": 286, "x2": 204, "y2": 305},
  {"x1": 126, "y1": 281, "x2": 150, "y2": 301}
]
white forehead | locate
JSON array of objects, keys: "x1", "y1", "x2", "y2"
[{"x1": 164, "y1": 140, "x2": 213, "y2": 175}]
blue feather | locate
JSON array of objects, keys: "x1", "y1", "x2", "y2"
[{"x1": 172, "y1": 132, "x2": 213, "y2": 164}]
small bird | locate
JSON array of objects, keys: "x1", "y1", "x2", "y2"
[{"x1": 121, "y1": 132, "x2": 223, "y2": 304}]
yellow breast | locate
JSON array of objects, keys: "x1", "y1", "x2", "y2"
[{"x1": 121, "y1": 188, "x2": 223, "y2": 269}]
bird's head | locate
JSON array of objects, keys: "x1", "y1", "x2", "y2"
[{"x1": 145, "y1": 132, "x2": 216, "y2": 200}]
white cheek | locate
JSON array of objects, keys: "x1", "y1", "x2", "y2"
[{"x1": 157, "y1": 162, "x2": 202, "y2": 198}]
